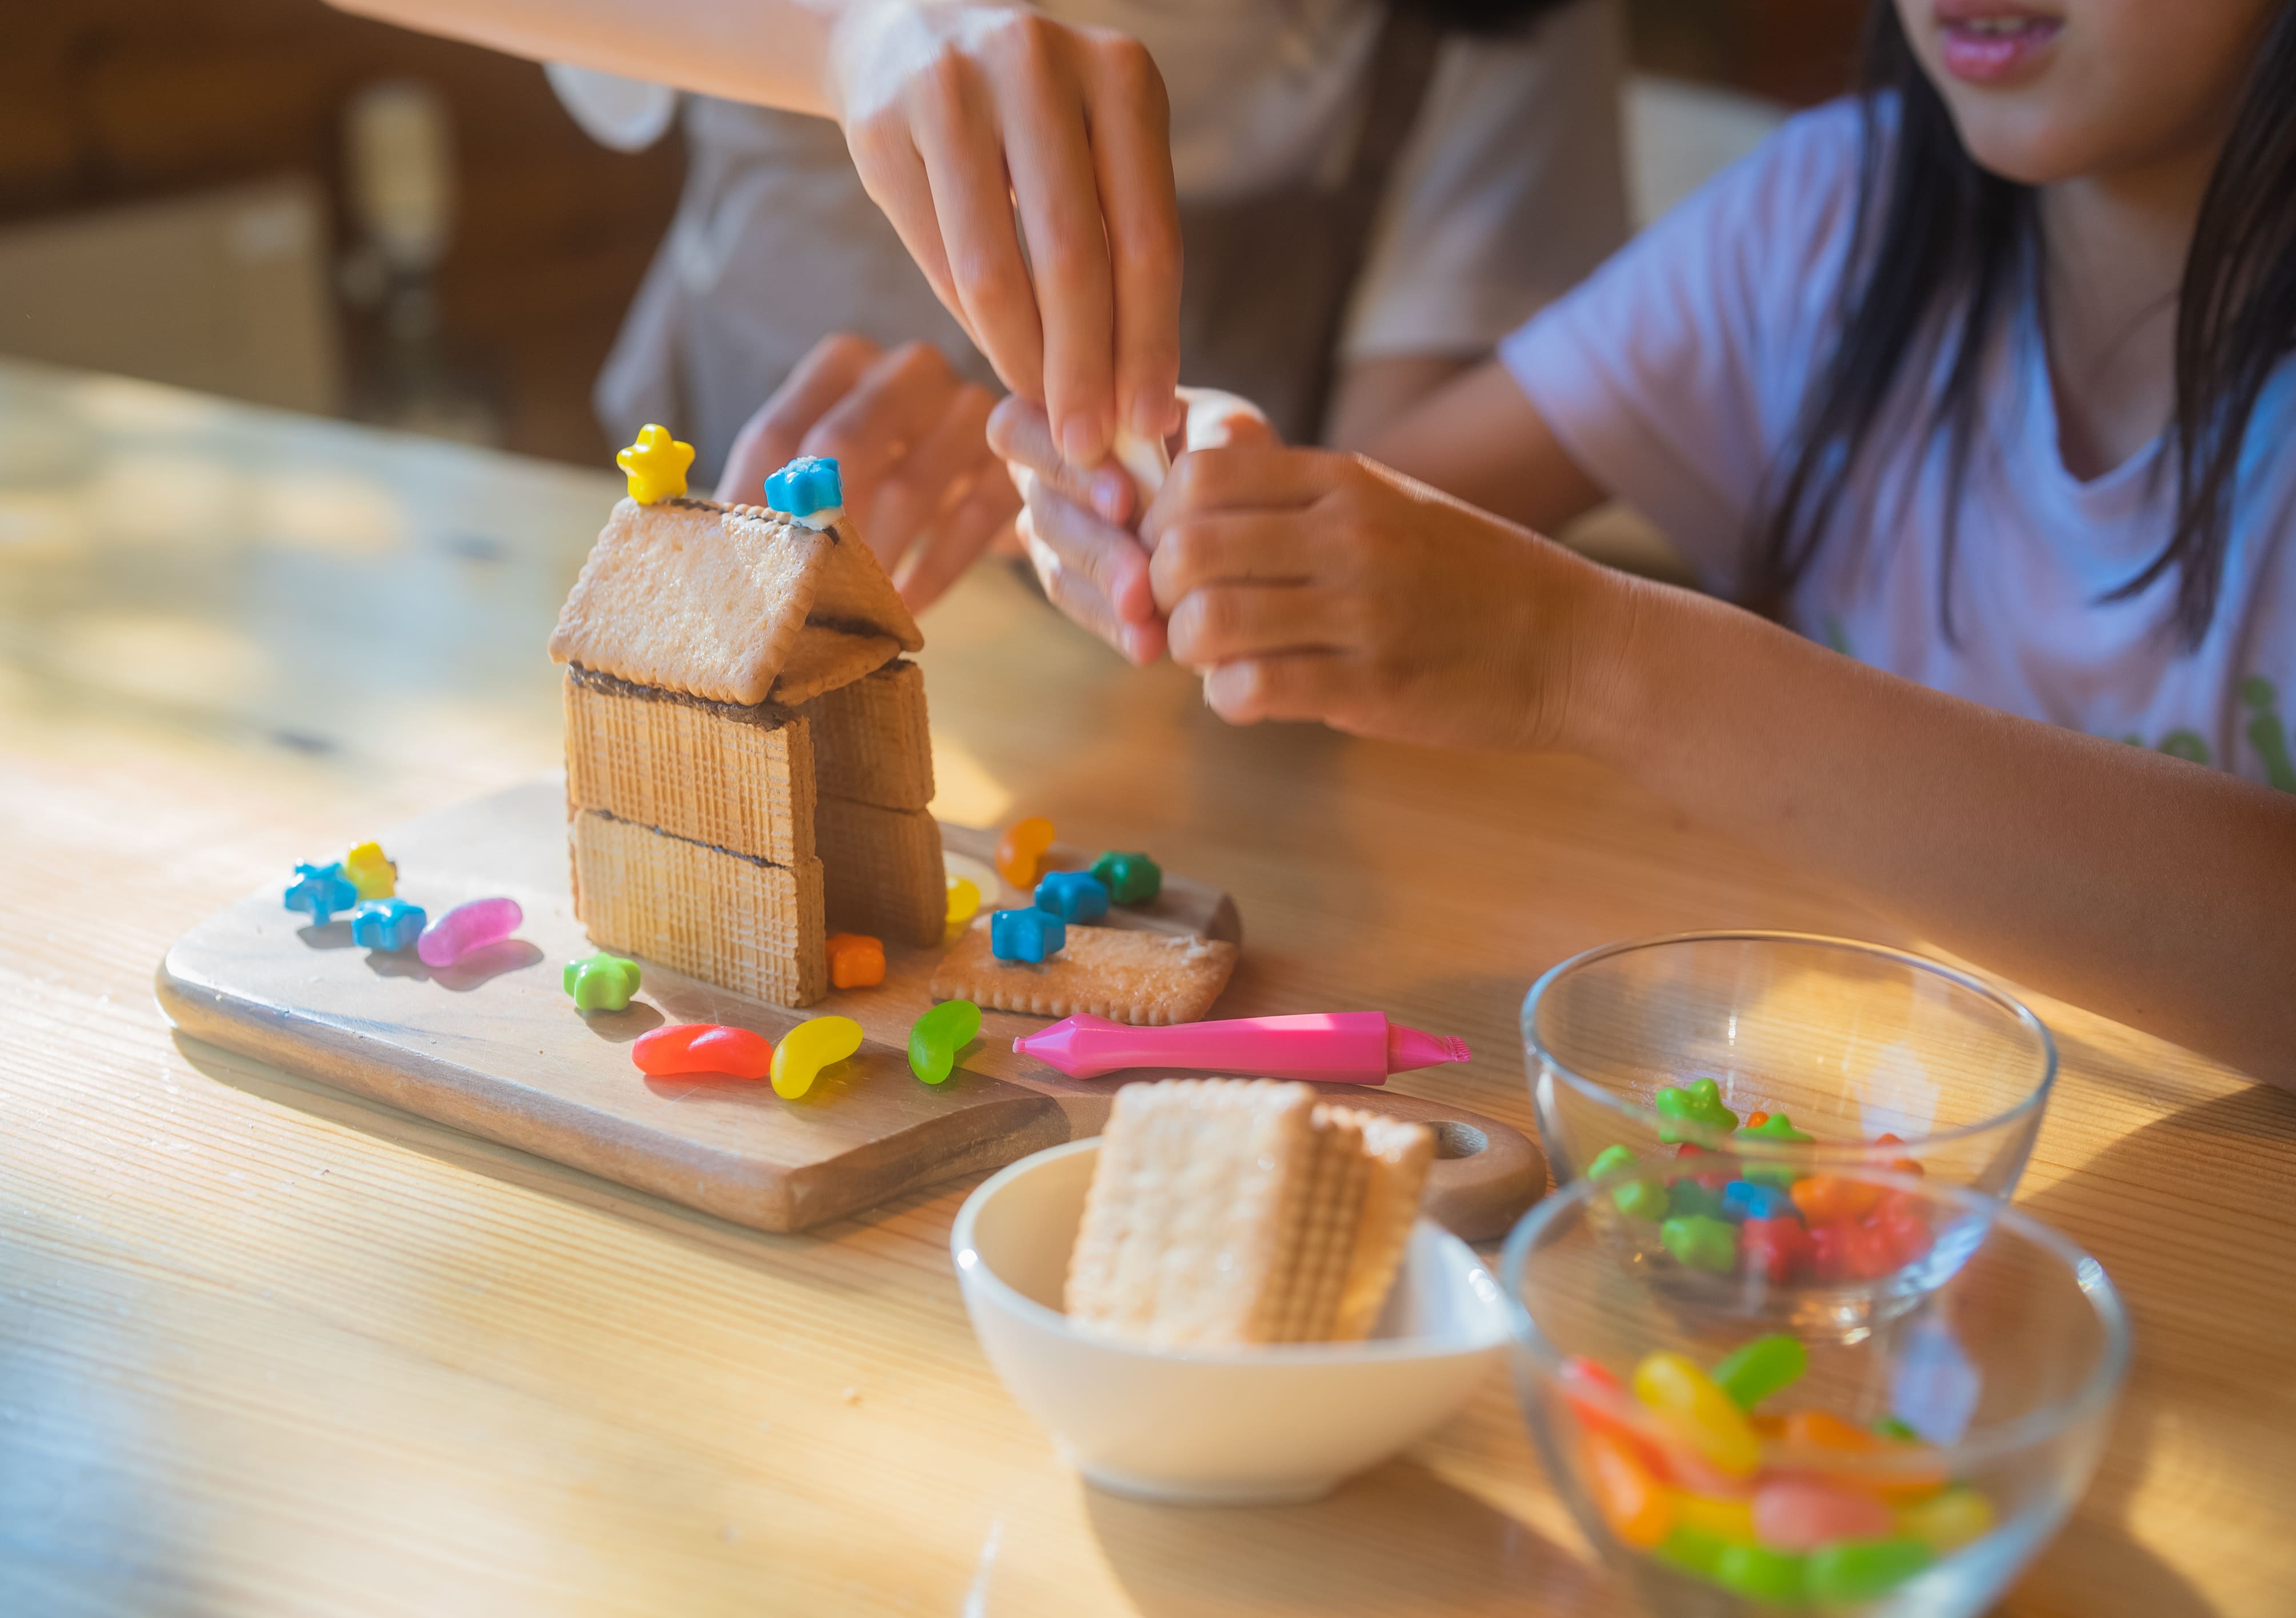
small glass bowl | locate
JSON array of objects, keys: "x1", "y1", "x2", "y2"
[
  {"x1": 1525, "y1": 932, "x2": 2056, "y2": 1202},
  {"x1": 1501, "y1": 1165, "x2": 2128, "y2": 1617}
]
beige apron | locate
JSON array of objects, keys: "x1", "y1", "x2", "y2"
[{"x1": 595, "y1": 11, "x2": 1441, "y2": 478}]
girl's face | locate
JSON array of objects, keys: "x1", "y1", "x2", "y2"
[{"x1": 1894, "y1": 0, "x2": 2281, "y2": 184}]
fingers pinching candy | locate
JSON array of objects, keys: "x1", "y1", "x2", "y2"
[
  {"x1": 415, "y1": 896, "x2": 523, "y2": 967},
  {"x1": 909, "y1": 999, "x2": 982, "y2": 1084},
  {"x1": 351, "y1": 898, "x2": 426, "y2": 952},
  {"x1": 563, "y1": 951, "x2": 642, "y2": 1012},
  {"x1": 995, "y1": 816, "x2": 1055, "y2": 889},
  {"x1": 770, "y1": 1015, "x2": 863, "y2": 1099},
  {"x1": 633, "y1": 1023, "x2": 773, "y2": 1080},
  {"x1": 285, "y1": 862, "x2": 359, "y2": 926}
]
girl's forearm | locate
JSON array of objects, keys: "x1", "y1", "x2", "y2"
[
  {"x1": 1570, "y1": 573, "x2": 2296, "y2": 1088},
  {"x1": 326, "y1": 0, "x2": 843, "y2": 117}
]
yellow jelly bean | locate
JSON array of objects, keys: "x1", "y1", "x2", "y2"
[
  {"x1": 343, "y1": 840, "x2": 395, "y2": 900},
  {"x1": 617, "y1": 423, "x2": 695, "y2": 504},
  {"x1": 1633, "y1": 1351, "x2": 1762, "y2": 1479},
  {"x1": 1897, "y1": 1485, "x2": 1994, "y2": 1553},
  {"x1": 770, "y1": 1015, "x2": 863, "y2": 1100},
  {"x1": 945, "y1": 875, "x2": 982, "y2": 943},
  {"x1": 1672, "y1": 1489, "x2": 1757, "y2": 1544}
]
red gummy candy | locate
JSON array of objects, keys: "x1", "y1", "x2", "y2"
[
  {"x1": 633, "y1": 1023, "x2": 774, "y2": 1080},
  {"x1": 1741, "y1": 1216, "x2": 1814, "y2": 1284},
  {"x1": 1673, "y1": 1141, "x2": 1733, "y2": 1190}
]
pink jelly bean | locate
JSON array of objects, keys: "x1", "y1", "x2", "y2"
[
  {"x1": 415, "y1": 896, "x2": 524, "y2": 967},
  {"x1": 1753, "y1": 1479, "x2": 1896, "y2": 1552}
]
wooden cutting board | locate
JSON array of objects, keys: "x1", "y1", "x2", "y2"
[{"x1": 157, "y1": 779, "x2": 1544, "y2": 1237}]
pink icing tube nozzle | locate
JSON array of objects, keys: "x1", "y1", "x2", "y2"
[{"x1": 1012, "y1": 1011, "x2": 1470, "y2": 1085}]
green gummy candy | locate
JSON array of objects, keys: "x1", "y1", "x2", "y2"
[
  {"x1": 1668, "y1": 1179, "x2": 1725, "y2": 1220},
  {"x1": 908, "y1": 999, "x2": 982, "y2": 1084},
  {"x1": 1586, "y1": 1144, "x2": 1638, "y2": 1180},
  {"x1": 1660, "y1": 1213, "x2": 1738, "y2": 1274},
  {"x1": 1711, "y1": 1333, "x2": 1807, "y2": 1409},
  {"x1": 1804, "y1": 1537, "x2": 1934, "y2": 1604},
  {"x1": 1087, "y1": 851, "x2": 1162, "y2": 906},
  {"x1": 1654, "y1": 1078, "x2": 1738, "y2": 1143},
  {"x1": 1653, "y1": 1525, "x2": 1729, "y2": 1579},
  {"x1": 1715, "y1": 1543, "x2": 1807, "y2": 1603},
  {"x1": 1873, "y1": 1415, "x2": 1921, "y2": 1443},
  {"x1": 1742, "y1": 1112, "x2": 1813, "y2": 1144},
  {"x1": 562, "y1": 952, "x2": 641, "y2": 1012},
  {"x1": 1614, "y1": 1178, "x2": 1670, "y2": 1221}
]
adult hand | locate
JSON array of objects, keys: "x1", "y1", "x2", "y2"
[
  {"x1": 986, "y1": 390, "x2": 1276, "y2": 664},
  {"x1": 826, "y1": 1, "x2": 1182, "y2": 471},
  {"x1": 716, "y1": 333, "x2": 1019, "y2": 611},
  {"x1": 1139, "y1": 447, "x2": 1622, "y2": 751}
]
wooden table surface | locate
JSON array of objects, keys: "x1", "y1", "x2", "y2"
[{"x1": 1, "y1": 358, "x2": 2286, "y2": 1617}]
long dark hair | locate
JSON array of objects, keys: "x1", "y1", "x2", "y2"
[{"x1": 1755, "y1": 2, "x2": 2296, "y2": 646}]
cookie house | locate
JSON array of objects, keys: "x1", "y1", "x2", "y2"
[{"x1": 547, "y1": 432, "x2": 945, "y2": 1007}]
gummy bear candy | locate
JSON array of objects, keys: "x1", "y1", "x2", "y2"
[
  {"x1": 343, "y1": 840, "x2": 396, "y2": 900},
  {"x1": 995, "y1": 816, "x2": 1055, "y2": 889},
  {"x1": 1721, "y1": 1179, "x2": 1795, "y2": 1221},
  {"x1": 945, "y1": 875, "x2": 982, "y2": 943},
  {"x1": 770, "y1": 1014, "x2": 864, "y2": 1099},
  {"x1": 632, "y1": 1023, "x2": 774, "y2": 1080},
  {"x1": 1654, "y1": 1078, "x2": 1738, "y2": 1143},
  {"x1": 764, "y1": 455, "x2": 842, "y2": 526},
  {"x1": 617, "y1": 423, "x2": 694, "y2": 504},
  {"x1": 909, "y1": 999, "x2": 982, "y2": 1084},
  {"x1": 1737, "y1": 1110, "x2": 1815, "y2": 1185},
  {"x1": 991, "y1": 906, "x2": 1065, "y2": 963},
  {"x1": 1790, "y1": 1174, "x2": 1884, "y2": 1224},
  {"x1": 1087, "y1": 851, "x2": 1161, "y2": 906},
  {"x1": 1034, "y1": 870, "x2": 1110, "y2": 923},
  {"x1": 826, "y1": 932, "x2": 886, "y2": 989},
  {"x1": 1661, "y1": 1213, "x2": 1739, "y2": 1275},
  {"x1": 563, "y1": 951, "x2": 642, "y2": 1012},
  {"x1": 351, "y1": 898, "x2": 426, "y2": 952},
  {"x1": 1739, "y1": 1216, "x2": 1814, "y2": 1284},
  {"x1": 285, "y1": 862, "x2": 359, "y2": 926},
  {"x1": 415, "y1": 896, "x2": 523, "y2": 968}
]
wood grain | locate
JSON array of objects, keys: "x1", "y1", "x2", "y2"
[
  {"x1": 3, "y1": 362, "x2": 2290, "y2": 1618},
  {"x1": 156, "y1": 779, "x2": 1542, "y2": 1237}
]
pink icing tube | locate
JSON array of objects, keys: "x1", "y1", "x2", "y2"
[
  {"x1": 1012, "y1": 1011, "x2": 1469, "y2": 1086},
  {"x1": 415, "y1": 896, "x2": 523, "y2": 967}
]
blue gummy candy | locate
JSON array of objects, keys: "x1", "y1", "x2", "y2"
[
  {"x1": 285, "y1": 861, "x2": 359, "y2": 926},
  {"x1": 351, "y1": 897, "x2": 427, "y2": 952},
  {"x1": 991, "y1": 906, "x2": 1065, "y2": 964},
  {"x1": 1722, "y1": 1179, "x2": 1797, "y2": 1222},
  {"x1": 1034, "y1": 870, "x2": 1110, "y2": 923},
  {"x1": 764, "y1": 455, "x2": 842, "y2": 518}
]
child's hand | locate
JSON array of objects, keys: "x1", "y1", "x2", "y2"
[
  {"x1": 986, "y1": 390, "x2": 1275, "y2": 665},
  {"x1": 1139, "y1": 447, "x2": 1613, "y2": 752},
  {"x1": 716, "y1": 333, "x2": 1018, "y2": 611}
]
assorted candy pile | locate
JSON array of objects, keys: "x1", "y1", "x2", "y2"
[
  {"x1": 1565, "y1": 1335, "x2": 1994, "y2": 1607},
  {"x1": 1589, "y1": 1080, "x2": 1934, "y2": 1285},
  {"x1": 629, "y1": 1000, "x2": 985, "y2": 1092},
  {"x1": 283, "y1": 841, "x2": 527, "y2": 971},
  {"x1": 987, "y1": 814, "x2": 1166, "y2": 963}
]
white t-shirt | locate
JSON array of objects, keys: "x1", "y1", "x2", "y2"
[
  {"x1": 1500, "y1": 99, "x2": 2296, "y2": 791},
  {"x1": 549, "y1": 0, "x2": 1627, "y2": 362}
]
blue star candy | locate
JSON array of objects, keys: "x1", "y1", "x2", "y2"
[
  {"x1": 351, "y1": 898, "x2": 427, "y2": 952},
  {"x1": 1034, "y1": 870, "x2": 1110, "y2": 923},
  {"x1": 991, "y1": 906, "x2": 1065, "y2": 964},
  {"x1": 284, "y1": 861, "x2": 359, "y2": 926},
  {"x1": 763, "y1": 455, "x2": 842, "y2": 520}
]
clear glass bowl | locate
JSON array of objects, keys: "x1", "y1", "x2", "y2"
[
  {"x1": 1525, "y1": 932, "x2": 2056, "y2": 1202},
  {"x1": 1501, "y1": 1164, "x2": 2127, "y2": 1617}
]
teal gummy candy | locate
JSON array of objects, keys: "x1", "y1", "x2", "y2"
[
  {"x1": 351, "y1": 898, "x2": 426, "y2": 952},
  {"x1": 1739, "y1": 1111, "x2": 1814, "y2": 1186},
  {"x1": 284, "y1": 861, "x2": 359, "y2": 927},
  {"x1": 909, "y1": 999, "x2": 982, "y2": 1085},
  {"x1": 763, "y1": 454, "x2": 841, "y2": 517},
  {"x1": 1669, "y1": 1179, "x2": 1725, "y2": 1220},
  {"x1": 1034, "y1": 869, "x2": 1110, "y2": 922},
  {"x1": 1805, "y1": 1537, "x2": 1934, "y2": 1604},
  {"x1": 1588, "y1": 1144, "x2": 1667, "y2": 1221},
  {"x1": 1654, "y1": 1078, "x2": 1738, "y2": 1143},
  {"x1": 563, "y1": 951, "x2": 641, "y2": 1012},
  {"x1": 991, "y1": 906, "x2": 1065, "y2": 962},
  {"x1": 1714, "y1": 1543, "x2": 1807, "y2": 1603},
  {"x1": 1653, "y1": 1525, "x2": 1729, "y2": 1579},
  {"x1": 1711, "y1": 1333, "x2": 1808, "y2": 1409},
  {"x1": 1088, "y1": 850, "x2": 1161, "y2": 906},
  {"x1": 1661, "y1": 1213, "x2": 1738, "y2": 1274}
]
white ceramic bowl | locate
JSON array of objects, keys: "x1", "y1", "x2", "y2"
[{"x1": 951, "y1": 1138, "x2": 1510, "y2": 1505}]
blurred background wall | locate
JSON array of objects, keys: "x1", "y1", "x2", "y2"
[{"x1": 0, "y1": 0, "x2": 1860, "y2": 469}]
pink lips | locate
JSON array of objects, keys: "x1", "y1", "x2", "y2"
[{"x1": 1934, "y1": 5, "x2": 2063, "y2": 83}]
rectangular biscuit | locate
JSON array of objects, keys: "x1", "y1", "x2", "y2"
[
  {"x1": 796, "y1": 659, "x2": 935, "y2": 811},
  {"x1": 815, "y1": 796, "x2": 947, "y2": 947},
  {"x1": 930, "y1": 915, "x2": 1237, "y2": 1025},
  {"x1": 570, "y1": 808, "x2": 827, "y2": 1006},
  {"x1": 563, "y1": 668, "x2": 816, "y2": 866},
  {"x1": 1329, "y1": 1110, "x2": 1437, "y2": 1341}
]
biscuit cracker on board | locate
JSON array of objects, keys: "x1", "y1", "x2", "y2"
[
  {"x1": 1063, "y1": 1079, "x2": 1435, "y2": 1347},
  {"x1": 930, "y1": 915, "x2": 1235, "y2": 1025}
]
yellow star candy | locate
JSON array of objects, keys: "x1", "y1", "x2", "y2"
[{"x1": 616, "y1": 424, "x2": 694, "y2": 504}]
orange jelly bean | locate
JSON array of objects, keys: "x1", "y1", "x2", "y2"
[
  {"x1": 995, "y1": 816, "x2": 1056, "y2": 888},
  {"x1": 1779, "y1": 1410, "x2": 1946, "y2": 1503},
  {"x1": 1583, "y1": 1430, "x2": 1674, "y2": 1549},
  {"x1": 1745, "y1": 1110, "x2": 1770, "y2": 1128},
  {"x1": 826, "y1": 932, "x2": 886, "y2": 988},
  {"x1": 1790, "y1": 1174, "x2": 1885, "y2": 1223}
]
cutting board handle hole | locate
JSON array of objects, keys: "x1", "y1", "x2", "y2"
[{"x1": 1430, "y1": 1122, "x2": 1487, "y2": 1160}]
